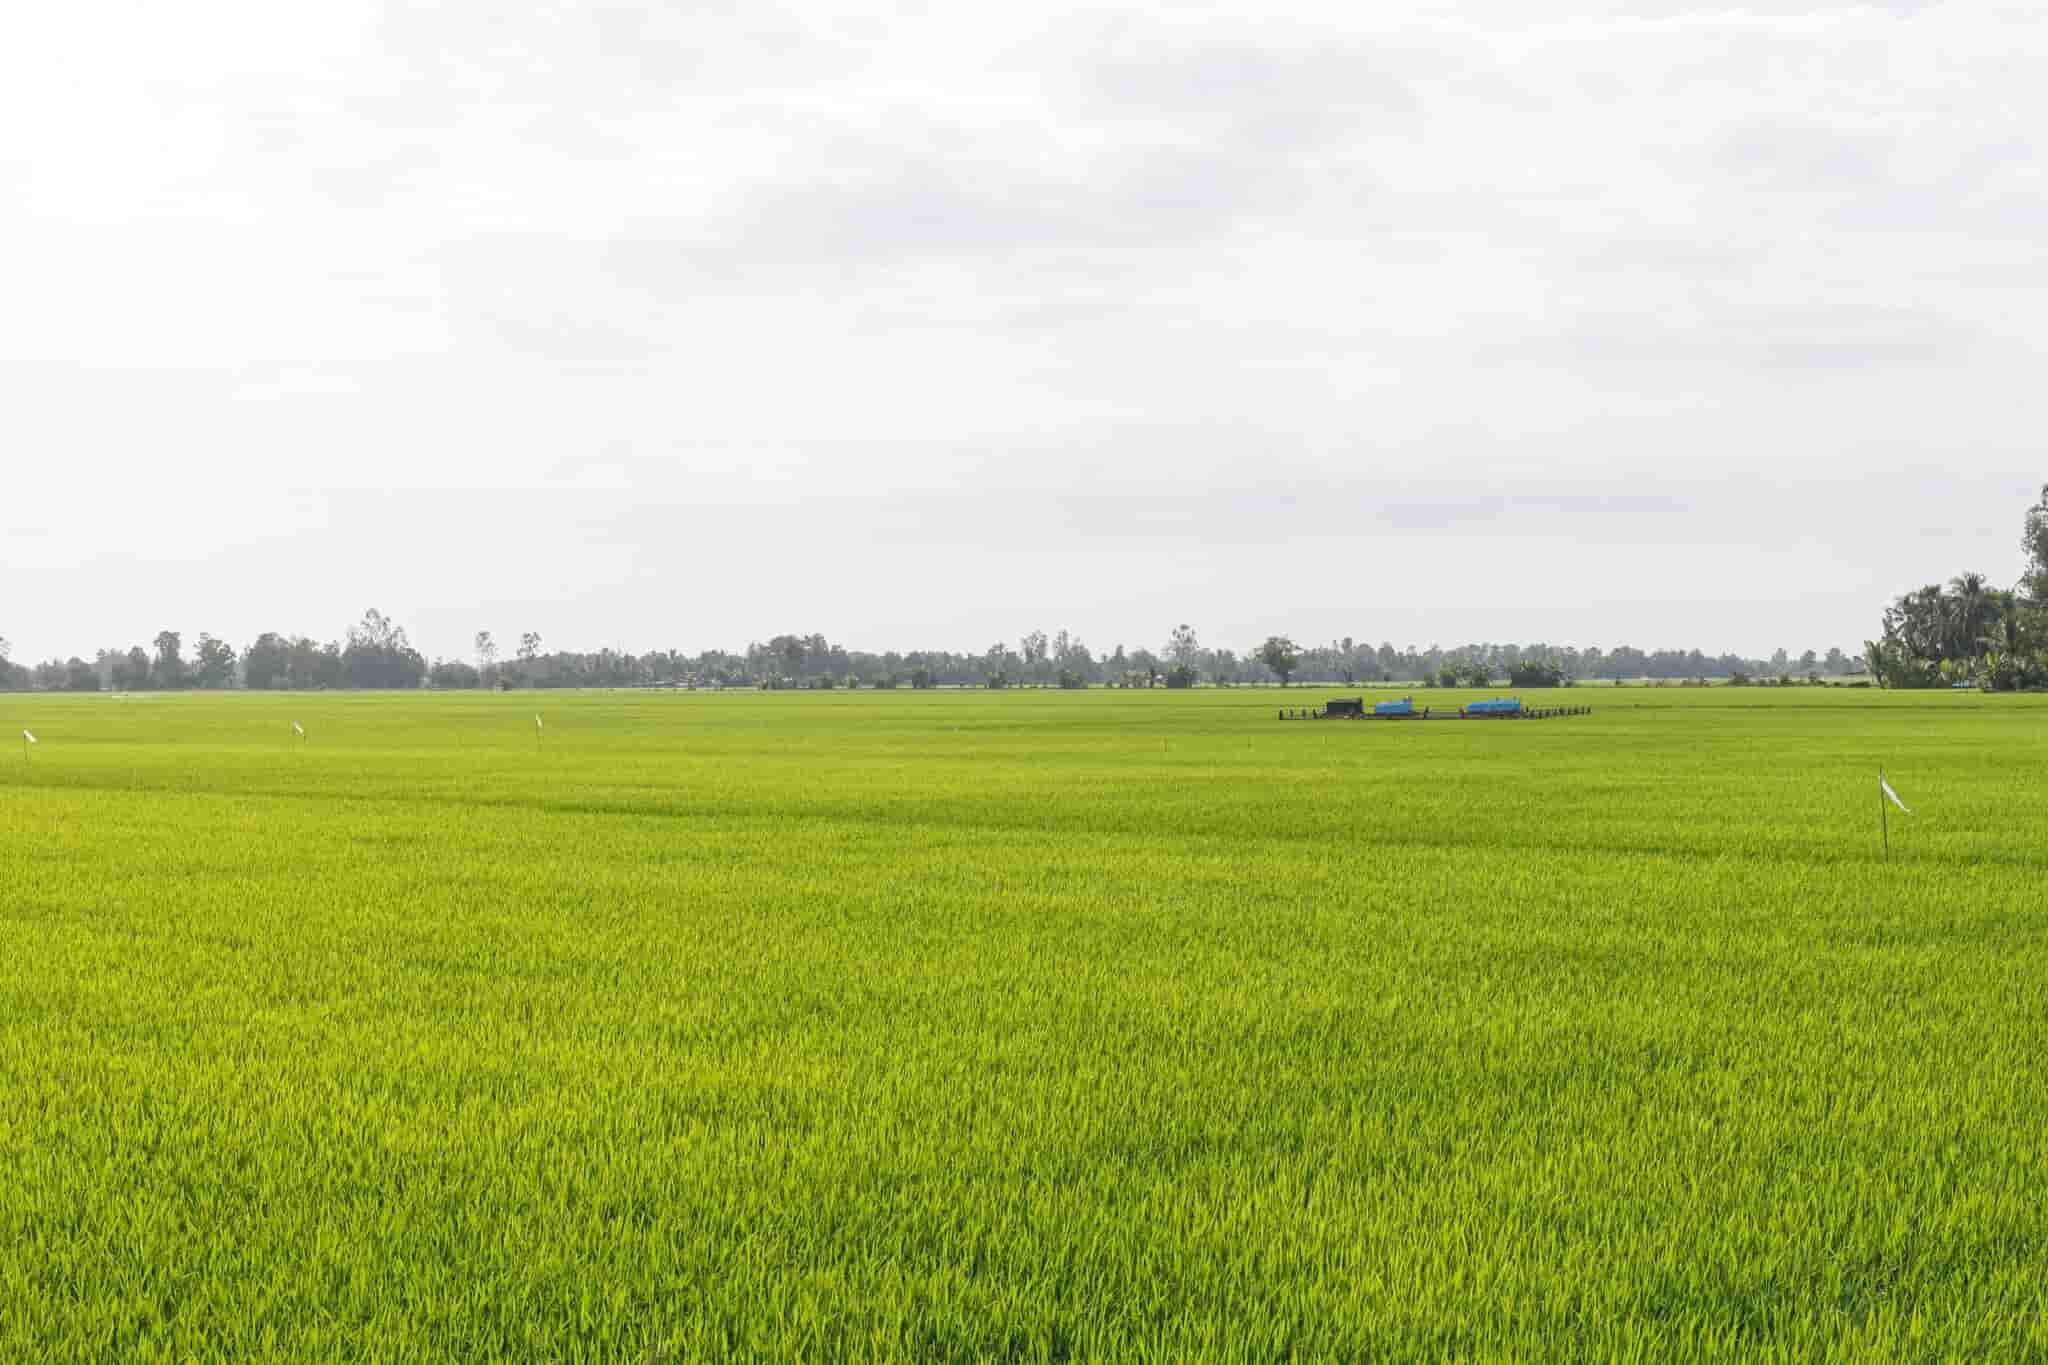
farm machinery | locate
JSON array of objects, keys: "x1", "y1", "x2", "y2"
[{"x1": 1279, "y1": 696, "x2": 1590, "y2": 721}]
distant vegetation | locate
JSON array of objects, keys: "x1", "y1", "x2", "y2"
[
  {"x1": 0, "y1": 619, "x2": 1865, "y2": 695},
  {"x1": 1861, "y1": 484, "x2": 2048, "y2": 690},
  {"x1": 6, "y1": 484, "x2": 2041, "y2": 693}
]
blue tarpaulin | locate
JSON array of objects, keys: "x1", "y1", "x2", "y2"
[
  {"x1": 1373, "y1": 699, "x2": 1416, "y2": 716},
  {"x1": 1466, "y1": 698, "x2": 1522, "y2": 715}
]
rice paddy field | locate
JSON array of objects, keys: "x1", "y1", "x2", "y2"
[{"x1": 4, "y1": 685, "x2": 2048, "y2": 1361}]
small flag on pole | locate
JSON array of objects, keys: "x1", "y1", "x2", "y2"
[
  {"x1": 1877, "y1": 767, "x2": 1911, "y2": 862},
  {"x1": 535, "y1": 715, "x2": 543, "y2": 730},
  {"x1": 22, "y1": 730, "x2": 36, "y2": 745},
  {"x1": 292, "y1": 721, "x2": 305, "y2": 737},
  {"x1": 1880, "y1": 775, "x2": 1910, "y2": 815}
]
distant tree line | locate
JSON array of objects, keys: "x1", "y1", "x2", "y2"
[
  {"x1": 20, "y1": 487, "x2": 2048, "y2": 696},
  {"x1": 1, "y1": 612, "x2": 1864, "y2": 693},
  {"x1": 0, "y1": 610, "x2": 428, "y2": 694},
  {"x1": 1863, "y1": 485, "x2": 2048, "y2": 690}
]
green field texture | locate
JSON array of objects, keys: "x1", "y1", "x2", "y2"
[{"x1": 4, "y1": 687, "x2": 2047, "y2": 1361}]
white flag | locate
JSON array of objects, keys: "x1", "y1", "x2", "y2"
[
  {"x1": 21, "y1": 730, "x2": 35, "y2": 744},
  {"x1": 535, "y1": 714, "x2": 543, "y2": 730},
  {"x1": 292, "y1": 721, "x2": 305, "y2": 736},
  {"x1": 1880, "y1": 776, "x2": 1910, "y2": 815}
]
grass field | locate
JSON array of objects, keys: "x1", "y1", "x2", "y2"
[{"x1": 4, "y1": 686, "x2": 2048, "y2": 1361}]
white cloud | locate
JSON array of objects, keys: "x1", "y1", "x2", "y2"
[{"x1": 2, "y1": 0, "x2": 2044, "y2": 661}]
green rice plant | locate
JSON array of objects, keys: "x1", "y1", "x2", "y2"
[{"x1": 2, "y1": 687, "x2": 2047, "y2": 1360}]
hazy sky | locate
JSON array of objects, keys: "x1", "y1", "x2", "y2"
[{"x1": 5, "y1": 0, "x2": 2045, "y2": 665}]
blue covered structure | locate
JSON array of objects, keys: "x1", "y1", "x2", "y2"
[{"x1": 1281, "y1": 695, "x2": 1587, "y2": 722}]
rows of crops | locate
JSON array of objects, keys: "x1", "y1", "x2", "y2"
[{"x1": 4, "y1": 687, "x2": 2046, "y2": 1359}]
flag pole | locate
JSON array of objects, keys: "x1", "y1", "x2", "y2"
[{"x1": 1879, "y1": 766, "x2": 1889, "y2": 863}]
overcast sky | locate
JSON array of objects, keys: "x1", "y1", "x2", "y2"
[{"x1": 4, "y1": 0, "x2": 2044, "y2": 664}]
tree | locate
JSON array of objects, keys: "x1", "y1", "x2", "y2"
[
  {"x1": 28, "y1": 657, "x2": 96, "y2": 691},
  {"x1": 1863, "y1": 634, "x2": 1934, "y2": 690},
  {"x1": 1872, "y1": 567, "x2": 2040, "y2": 688},
  {"x1": 1052, "y1": 630, "x2": 1095, "y2": 683},
  {"x1": 431, "y1": 659, "x2": 482, "y2": 689},
  {"x1": 152, "y1": 631, "x2": 184, "y2": 689},
  {"x1": 1982, "y1": 590, "x2": 2024, "y2": 658},
  {"x1": 475, "y1": 631, "x2": 499, "y2": 673},
  {"x1": 1507, "y1": 659, "x2": 1565, "y2": 688},
  {"x1": 245, "y1": 633, "x2": 289, "y2": 690},
  {"x1": 1257, "y1": 635, "x2": 1300, "y2": 686},
  {"x1": 774, "y1": 634, "x2": 806, "y2": 681},
  {"x1": 1881, "y1": 585, "x2": 1948, "y2": 667},
  {"x1": 1948, "y1": 572, "x2": 1994, "y2": 660},
  {"x1": 343, "y1": 609, "x2": 427, "y2": 689},
  {"x1": 286, "y1": 636, "x2": 343, "y2": 689},
  {"x1": 0, "y1": 636, "x2": 9, "y2": 663},
  {"x1": 518, "y1": 632, "x2": 543, "y2": 663},
  {"x1": 1166, "y1": 623, "x2": 1200, "y2": 668},
  {"x1": 1972, "y1": 647, "x2": 2007, "y2": 691},
  {"x1": 1974, "y1": 591, "x2": 2048, "y2": 689},
  {"x1": 2022, "y1": 483, "x2": 2048, "y2": 601},
  {"x1": 193, "y1": 634, "x2": 237, "y2": 688},
  {"x1": 1021, "y1": 630, "x2": 1048, "y2": 685},
  {"x1": 113, "y1": 646, "x2": 150, "y2": 690}
]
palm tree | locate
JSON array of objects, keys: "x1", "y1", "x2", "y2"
[
  {"x1": 1888, "y1": 586, "x2": 1947, "y2": 664},
  {"x1": 1981, "y1": 589, "x2": 2024, "y2": 658},
  {"x1": 1949, "y1": 572, "x2": 1992, "y2": 660}
]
